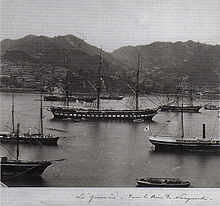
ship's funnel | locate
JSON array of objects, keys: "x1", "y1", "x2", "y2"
[{"x1": 203, "y1": 124, "x2": 206, "y2": 139}]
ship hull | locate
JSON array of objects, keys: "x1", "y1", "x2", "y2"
[
  {"x1": 1, "y1": 159, "x2": 51, "y2": 177},
  {"x1": 204, "y1": 105, "x2": 219, "y2": 110},
  {"x1": 149, "y1": 137, "x2": 220, "y2": 151},
  {"x1": 160, "y1": 105, "x2": 202, "y2": 112},
  {"x1": 44, "y1": 95, "x2": 96, "y2": 102},
  {"x1": 0, "y1": 136, "x2": 59, "y2": 146},
  {"x1": 50, "y1": 107, "x2": 158, "y2": 121},
  {"x1": 136, "y1": 182, "x2": 190, "y2": 187},
  {"x1": 136, "y1": 177, "x2": 190, "y2": 187},
  {"x1": 100, "y1": 96, "x2": 124, "y2": 100}
]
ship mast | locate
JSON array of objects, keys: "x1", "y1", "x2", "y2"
[
  {"x1": 180, "y1": 81, "x2": 184, "y2": 138},
  {"x1": 96, "y1": 48, "x2": 102, "y2": 110},
  {"x1": 181, "y1": 103, "x2": 184, "y2": 138},
  {"x1": 63, "y1": 50, "x2": 70, "y2": 107},
  {"x1": 166, "y1": 89, "x2": 170, "y2": 105},
  {"x1": 176, "y1": 80, "x2": 181, "y2": 106},
  {"x1": 203, "y1": 124, "x2": 206, "y2": 139},
  {"x1": 135, "y1": 52, "x2": 141, "y2": 110},
  {"x1": 189, "y1": 79, "x2": 193, "y2": 106},
  {"x1": 16, "y1": 123, "x2": 20, "y2": 160},
  {"x1": 12, "y1": 91, "x2": 15, "y2": 132},
  {"x1": 65, "y1": 74, "x2": 69, "y2": 106},
  {"x1": 40, "y1": 93, "x2": 44, "y2": 136}
]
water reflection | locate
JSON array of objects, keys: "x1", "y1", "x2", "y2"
[
  {"x1": 2, "y1": 176, "x2": 46, "y2": 187},
  {"x1": 1, "y1": 92, "x2": 220, "y2": 187}
]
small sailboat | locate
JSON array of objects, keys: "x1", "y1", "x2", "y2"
[
  {"x1": 0, "y1": 93, "x2": 59, "y2": 145},
  {"x1": 1, "y1": 123, "x2": 53, "y2": 178}
]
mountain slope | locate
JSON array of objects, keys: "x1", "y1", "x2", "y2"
[
  {"x1": 112, "y1": 41, "x2": 220, "y2": 86},
  {"x1": 0, "y1": 35, "x2": 130, "y2": 93},
  {"x1": 1, "y1": 35, "x2": 219, "y2": 94}
]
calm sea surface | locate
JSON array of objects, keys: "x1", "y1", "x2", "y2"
[{"x1": 0, "y1": 92, "x2": 219, "y2": 187}]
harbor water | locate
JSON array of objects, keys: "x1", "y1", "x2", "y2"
[{"x1": 0, "y1": 92, "x2": 219, "y2": 187}]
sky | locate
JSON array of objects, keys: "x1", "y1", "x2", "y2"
[{"x1": 1, "y1": 0, "x2": 220, "y2": 52}]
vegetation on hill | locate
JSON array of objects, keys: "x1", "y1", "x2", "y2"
[{"x1": 1, "y1": 35, "x2": 219, "y2": 95}]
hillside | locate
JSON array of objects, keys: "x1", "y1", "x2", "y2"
[
  {"x1": 112, "y1": 41, "x2": 220, "y2": 90},
  {"x1": 1, "y1": 35, "x2": 219, "y2": 94},
  {"x1": 1, "y1": 35, "x2": 130, "y2": 94}
]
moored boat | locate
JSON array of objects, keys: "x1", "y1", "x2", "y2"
[
  {"x1": 160, "y1": 80, "x2": 202, "y2": 113},
  {"x1": 44, "y1": 95, "x2": 96, "y2": 102},
  {"x1": 50, "y1": 106, "x2": 158, "y2": 121},
  {"x1": 0, "y1": 93, "x2": 59, "y2": 146},
  {"x1": 136, "y1": 177, "x2": 190, "y2": 187},
  {"x1": 204, "y1": 103, "x2": 219, "y2": 110},
  {"x1": 0, "y1": 132, "x2": 59, "y2": 145},
  {"x1": 100, "y1": 94, "x2": 124, "y2": 100},
  {"x1": 160, "y1": 105, "x2": 202, "y2": 112},
  {"x1": 149, "y1": 134, "x2": 220, "y2": 151},
  {"x1": 0, "y1": 123, "x2": 59, "y2": 179},
  {"x1": 49, "y1": 51, "x2": 159, "y2": 121},
  {"x1": 149, "y1": 102, "x2": 220, "y2": 151},
  {"x1": 1, "y1": 156, "x2": 52, "y2": 177}
]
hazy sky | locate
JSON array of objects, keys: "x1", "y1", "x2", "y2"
[{"x1": 1, "y1": 0, "x2": 220, "y2": 51}]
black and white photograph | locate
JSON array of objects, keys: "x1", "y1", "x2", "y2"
[{"x1": 1, "y1": 0, "x2": 220, "y2": 205}]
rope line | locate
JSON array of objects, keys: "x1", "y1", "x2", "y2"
[
  {"x1": 142, "y1": 94, "x2": 160, "y2": 106},
  {"x1": 0, "y1": 144, "x2": 17, "y2": 159},
  {"x1": 3, "y1": 165, "x2": 41, "y2": 180},
  {"x1": 155, "y1": 113, "x2": 180, "y2": 135}
]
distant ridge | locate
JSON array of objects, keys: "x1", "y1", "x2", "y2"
[
  {"x1": 112, "y1": 40, "x2": 220, "y2": 84},
  {"x1": 1, "y1": 35, "x2": 220, "y2": 94}
]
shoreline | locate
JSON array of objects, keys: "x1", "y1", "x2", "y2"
[
  {"x1": 0, "y1": 88, "x2": 47, "y2": 94},
  {"x1": 0, "y1": 88, "x2": 219, "y2": 100}
]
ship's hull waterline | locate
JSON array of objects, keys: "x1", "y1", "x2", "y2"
[
  {"x1": 50, "y1": 106, "x2": 159, "y2": 121},
  {"x1": 136, "y1": 182, "x2": 191, "y2": 187},
  {"x1": 160, "y1": 105, "x2": 202, "y2": 113},
  {"x1": 0, "y1": 136, "x2": 59, "y2": 145},
  {"x1": 1, "y1": 160, "x2": 52, "y2": 178},
  {"x1": 149, "y1": 136, "x2": 220, "y2": 151}
]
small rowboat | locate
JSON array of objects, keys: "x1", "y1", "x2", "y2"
[{"x1": 136, "y1": 177, "x2": 191, "y2": 187}]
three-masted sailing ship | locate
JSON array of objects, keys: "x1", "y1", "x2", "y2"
[
  {"x1": 0, "y1": 93, "x2": 59, "y2": 145},
  {"x1": 49, "y1": 52, "x2": 159, "y2": 121},
  {"x1": 159, "y1": 81, "x2": 202, "y2": 112}
]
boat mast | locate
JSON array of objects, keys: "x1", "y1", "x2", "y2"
[
  {"x1": 11, "y1": 91, "x2": 15, "y2": 132},
  {"x1": 96, "y1": 48, "x2": 102, "y2": 110},
  {"x1": 176, "y1": 80, "x2": 181, "y2": 106},
  {"x1": 203, "y1": 124, "x2": 206, "y2": 139},
  {"x1": 166, "y1": 89, "x2": 170, "y2": 104},
  {"x1": 16, "y1": 123, "x2": 20, "y2": 160},
  {"x1": 189, "y1": 79, "x2": 193, "y2": 106},
  {"x1": 40, "y1": 93, "x2": 44, "y2": 136},
  {"x1": 63, "y1": 51, "x2": 69, "y2": 107},
  {"x1": 65, "y1": 74, "x2": 69, "y2": 106},
  {"x1": 180, "y1": 80, "x2": 184, "y2": 138},
  {"x1": 181, "y1": 103, "x2": 184, "y2": 138},
  {"x1": 135, "y1": 52, "x2": 140, "y2": 110}
]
